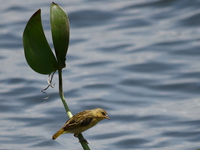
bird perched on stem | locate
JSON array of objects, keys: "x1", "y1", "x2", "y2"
[{"x1": 52, "y1": 108, "x2": 110, "y2": 142}]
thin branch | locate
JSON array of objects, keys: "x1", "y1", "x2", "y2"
[{"x1": 58, "y1": 69, "x2": 90, "y2": 150}]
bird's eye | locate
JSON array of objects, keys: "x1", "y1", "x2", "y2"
[{"x1": 101, "y1": 111, "x2": 106, "y2": 116}]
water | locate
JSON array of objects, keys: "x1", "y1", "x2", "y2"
[{"x1": 1, "y1": 0, "x2": 200, "y2": 149}]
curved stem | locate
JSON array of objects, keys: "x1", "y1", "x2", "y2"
[
  {"x1": 58, "y1": 69, "x2": 91, "y2": 150},
  {"x1": 58, "y1": 69, "x2": 72, "y2": 118}
]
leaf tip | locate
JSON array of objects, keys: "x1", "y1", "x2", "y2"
[
  {"x1": 52, "y1": 2, "x2": 58, "y2": 6},
  {"x1": 33, "y1": 9, "x2": 41, "y2": 16}
]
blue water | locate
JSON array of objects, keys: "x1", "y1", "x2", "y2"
[{"x1": 1, "y1": 0, "x2": 200, "y2": 149}]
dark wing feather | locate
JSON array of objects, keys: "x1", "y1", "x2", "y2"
[
  {"x1": 63, "y1": 110, "x2": 93, "y2": 130},
  {"x1": 80, "y1": 117, "x2": 93, "y2": 126}
]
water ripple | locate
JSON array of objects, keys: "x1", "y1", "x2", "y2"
[
  {"x1": 69, "y1": 9, "x2": 116, "y2": 28},
  {"x1": 1, "y1": 0, "x2": 200, "y2": 150},
  {"x1": 114, "y1": 138, "x2": 150, "y2": 149}
]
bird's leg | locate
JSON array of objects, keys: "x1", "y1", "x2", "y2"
[{"x1": 74, "y1": 133, "x2": 89, "y2": 144}]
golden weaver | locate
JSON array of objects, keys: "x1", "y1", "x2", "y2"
[{"x1": 52, "y1": 108, "x2": 110, "y2": 141}]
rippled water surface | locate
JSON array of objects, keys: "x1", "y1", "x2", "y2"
[{"x1": 1, "y1": 0, "x2": 200, "y2": 149}]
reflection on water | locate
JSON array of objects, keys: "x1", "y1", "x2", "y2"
[{"x1": 1, "y1": 0, "x2": 200, "y2": 150}]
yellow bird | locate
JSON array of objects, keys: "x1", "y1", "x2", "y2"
[{"x1": 52, "y1": 108, "x2": 110, "y2": 141}]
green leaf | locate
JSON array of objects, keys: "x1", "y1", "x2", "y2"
[
  {"x1": 23, "y1": 9, "x2": 59, "y2": 75},
  {"x1": 50, "y1": 2, "x2": 70, "y2": 69}
]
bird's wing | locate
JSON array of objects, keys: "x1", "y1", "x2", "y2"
[
  {"x1": 80, "y1": 117, "x2": 93, "y2": 126},
  {"x1": 63, "y1": 110, "x2": 93, "y2": 130}
]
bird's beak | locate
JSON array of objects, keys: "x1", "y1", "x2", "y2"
[{"x1": 104, "y1": 115, "x2": 110, "y2": 120}]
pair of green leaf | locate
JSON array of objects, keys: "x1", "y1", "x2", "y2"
[{"x1": 23, "y1": 2, "x2": 69, "y2": 74}]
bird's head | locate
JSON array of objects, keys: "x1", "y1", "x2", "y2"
[{"x1": 92, "y1": 108, "x2": 110, "y2": 120}]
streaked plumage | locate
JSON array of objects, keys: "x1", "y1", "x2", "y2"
[{"x1": 52, "y1": 108, "x2": 110, "y2": 140}]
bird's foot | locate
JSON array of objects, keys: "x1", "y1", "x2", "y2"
[
  {"x1": 79, "y1": 138, "x2": 89, "y2": 144},
  {"x1": 74, "y1": 133, "x2": 89, "y2": 144}
]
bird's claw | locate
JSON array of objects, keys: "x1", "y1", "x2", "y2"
[
  {"x1": 74, "y1": 133, "x2": 89, "y2": 144},
  {"x1": 79, "y1": 138, "x2": 89, "y2": 144}
]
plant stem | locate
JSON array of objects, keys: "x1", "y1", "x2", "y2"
[
  {"x1": 58, "y1": 69, "x2": 72, "y2": 118},
  {"x1": 58, "y1": 69, "x2": 91, "y2": 150}
]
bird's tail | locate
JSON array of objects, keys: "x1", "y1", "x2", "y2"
[{"x1": 52, "y1": 128, "x2": 65, "y2": 140}]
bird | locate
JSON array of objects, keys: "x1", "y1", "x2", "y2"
[{"x1": 52, "y1": 108, "x2": 110, "y2": 142}]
